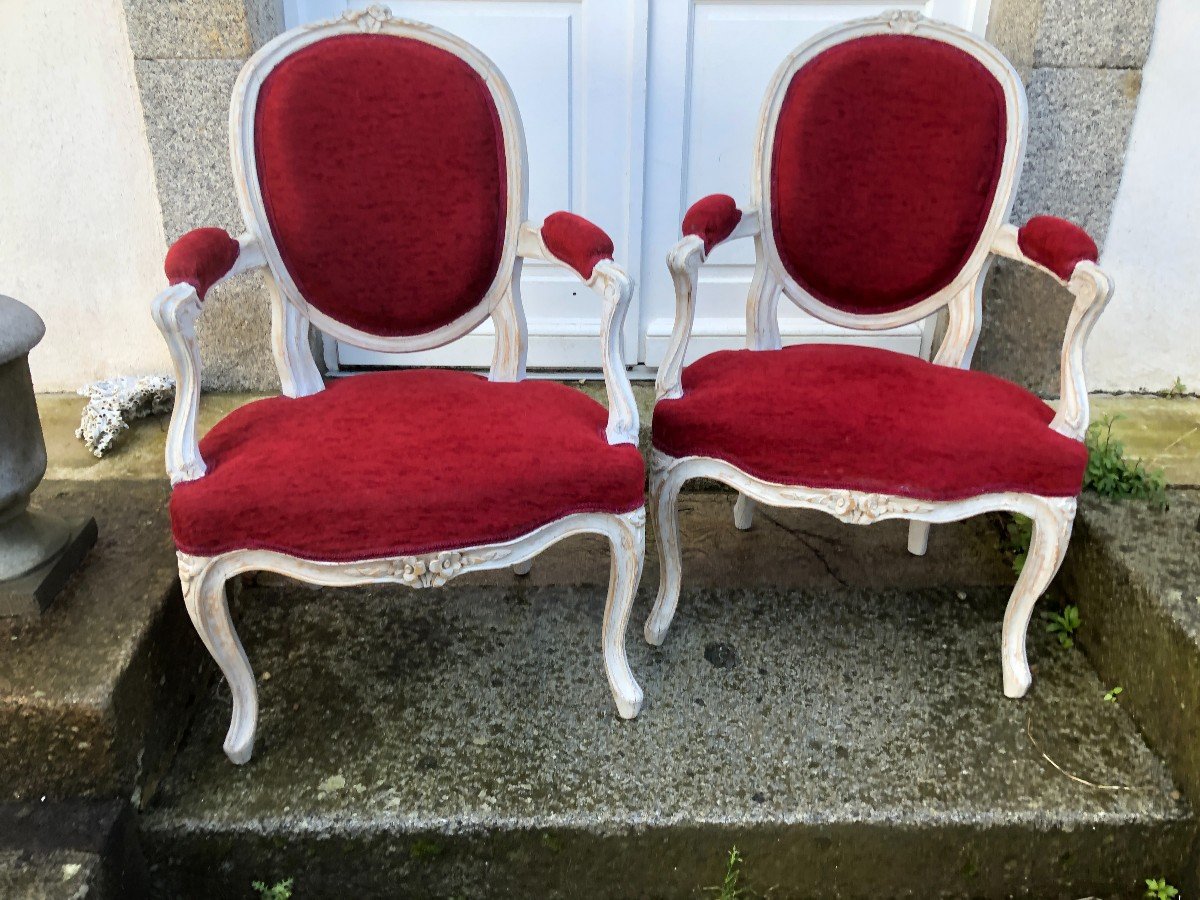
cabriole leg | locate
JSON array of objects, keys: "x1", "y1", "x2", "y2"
[
  {"x1": 644, "y1": 459, "x2": 683, "y2": 646},
  {"x1": 181, "y1": 559, "x2": 259, "y2": 764},
  {"x1": 602, "y1": 511, "x2": 645, "y2": 719},
  {"x1": 907, "y1": 521, "x2": 930, "y2": 556},
  {"x1": 733, "y1": 494, "x2": 756, "y2": 531},
  {"x1": 1000, "y1": 499, "x2": 1075, "y2": 698}
]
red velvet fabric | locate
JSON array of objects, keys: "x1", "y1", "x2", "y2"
[
  {"x1": 653, "y1": 345, "x2": 1087, "y2": 500},
  {"x1": 254, "y1": 35, "x2": 507, "y2": 337},
  {"x1": 164, "y1": 228, "x2": 240, "y2": 300},
  {"x1": 540, "y1": 212, "x2": 614, "y2": 280},
  {"x1": 771, "y1": 35, "x2": 1007, "y2": 315},
  {"x1": 682, "y1": 194, "x2": 742, "y2": 254},
  {"x1": 170, "y1": 371, "x2": 644, "y2": 561},
  {"x1": 1017, "y1": 216, "x2": 1098, "y2": 280}
]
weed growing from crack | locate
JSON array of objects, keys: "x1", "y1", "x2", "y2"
[
  {"x1": 1084, "y1": 416, "x2": 1168, "y2": 509},
  {"x1": 1144, "y1": 877, "x2": 1179, "y2": 899},
  {"x1": 1046, "y1": 605, "x2": 1081, "y2": 649},
  {"x1": 252, "y1": 879, "x2": 293, "y2": 900}
]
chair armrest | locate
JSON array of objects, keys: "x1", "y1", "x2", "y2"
[
  {"x1": 656, "y1": 199, "x2": 761, "y2": 401},
  {"x1": 152, "y1": 231, "x2": 265, "y2": 484},
  {"x1": 991, "y1": 221, "x2": 1114, "y2": 440},
  {"x1": 517, "y1": 216, "x2": 637, "y2": 445}
]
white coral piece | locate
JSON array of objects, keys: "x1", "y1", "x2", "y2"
[{"x1": 76, "y1": 375, "x2": 175, "y2": 458}]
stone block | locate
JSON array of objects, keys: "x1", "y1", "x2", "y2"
[
  {"x1": 1034, "y1": 0, "x2": 1158, "y2": 69},
  {"x1": 196, "y1": 271, "x2": 280, "y2": 393},
  {"x1": 122, "y1": 0, "x2": 284, "y2": 60},
  {"x1": 1012, "y1": 67, "x2": 1141, "y2": 242},
  {"x1": 977, "y1": 66, "x2": 1141, "y2": 391},
  {"x1": 136, "y1": 59, "x2": 278, "y2": 390}
]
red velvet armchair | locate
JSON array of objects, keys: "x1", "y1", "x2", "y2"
[
  {"x1": 151, "y1": 6, "x2": 645, "y2": 763},
  {"x1": 647, "y1": 11, "x2": 1113, "y2": 699}
]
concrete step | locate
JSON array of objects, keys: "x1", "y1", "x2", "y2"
[
  {"x1": 0, "y1": 799, "x2": 147, "y2": 899},
  {"x1": 0, "y1": 481, "x2": 203, "y2": 802},
  {"x1": 140, "y1": 503, "x2": 1194, "y2": 898},
  {"x1": 1063, "y1": 488, "x2": 1200, "y2": 890}
]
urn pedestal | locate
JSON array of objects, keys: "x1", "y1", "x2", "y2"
[{"x1": 0, "y1": 295, "x2": 96, "y2": 617}]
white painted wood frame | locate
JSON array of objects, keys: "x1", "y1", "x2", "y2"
[
  {"x1": 151, "y1": 6, "x2": 645, "y2": 763},
  {"x1": 647, "y1": 10, "x2": 1115, "y2": 699}
]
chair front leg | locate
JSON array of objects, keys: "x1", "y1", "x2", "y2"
[
  {"x1": 602, "y1": 510, "x2": 646, "y2": 719},
  {"x1": 179, "y1": 553, "x2": 258, "y2": 764},
  {"x1": 1001, "y1": 497, "x2": 1076, "y2": 698},
  {"x1": 645, "y1": 452, "x2": 685, "y2": 646}
]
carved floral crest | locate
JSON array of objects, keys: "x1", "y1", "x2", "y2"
[
  {"x1": 342, "y1": 4, "x2": 393, "y2": 33},
  {"x1": 882, "y1": 9, "x2": 924, "y2": 33}
]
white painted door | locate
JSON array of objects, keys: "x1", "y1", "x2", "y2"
[
  {"x1": 286, "y1": 1, "x2": 990, "y2": 371},
  {"x1": 286, "y1": 0, "x2": 647, "y2": 370},
  {"x1": 638, "y1": 0, "x2": 990, "y2": 368}
]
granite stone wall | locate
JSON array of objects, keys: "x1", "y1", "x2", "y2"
[
  {"x1": 122, "y1": 0, "x2": 285, "y2": 391},
  {"x1": 978, "y1": 0, "x2": 1159, "y2": 393}
]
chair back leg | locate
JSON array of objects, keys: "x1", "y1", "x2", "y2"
[
  {"x1": 907, "y1": 521, "x2": 931, "y2": 556},
  {"x1": 1000, "y1": 497, "x2": 1076, "y2": 697},
  {"x1": 733, "y1": 493, "x2": 756, "y2": 530}
]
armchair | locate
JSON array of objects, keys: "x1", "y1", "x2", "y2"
[
  {"x1": 151, "y1": 6, "x2": 644, "y2": 764},
  {"x1": 647, "y1": 10, "x2": 1113, "y2": 699}
]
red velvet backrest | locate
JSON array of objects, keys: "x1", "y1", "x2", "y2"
[
  {"x1": 768, "y1": 33, "x2": 1008, "y2": 316},
  {"x1": 253, "y1": 34, "x2": 509, "y2": 337}
]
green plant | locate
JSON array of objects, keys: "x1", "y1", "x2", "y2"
[
  {"x1": 1045, "y1": 605, "x2": 1081, "y2": 649},
  {"x1": 706, "y1": 847, "x2": 746, "y2": 900},
  {"x1": 1144, "y1": 877, "x2": 1179, "y2": 899},
  {"x1": 251, "y1": 879, "x2": 293, "y2": 900},
  {"x1": 1160, "y1": 377, "x2": 1188, "y2": 398},
  {"x1": 1084, "y1": 416, "x2": 1168, "y2": 510},
  {"x1": 409, "y1": 838, "x2": 443, "y2": 861},
  {"x1": 1104, "y1": 686, "x2": 1124, "y2": 702},
  {"x1": 1002, "y1": 514, "x2": 1033, "y2": 575}
]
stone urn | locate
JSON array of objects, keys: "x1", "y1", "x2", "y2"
[{"x1": 0, "y1": 295, "x2": 96, "y2": 616}]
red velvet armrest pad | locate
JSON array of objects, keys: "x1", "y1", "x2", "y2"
[
  {"x1": 164, "y1": 227, "x2": 240, "y2": 300},
  {"x1": 682, "y1": 194, "x2": 742, "y2": 255},
  {"x1": 541, "y1": 212, "x2": 614, "y2": 280},
  {"x1": 1017, "y1": 216, "x2": 1098, "y2": 281}
]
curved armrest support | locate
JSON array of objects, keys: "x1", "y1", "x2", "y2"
[
  {"x1": 517, "y1": 218, "x2": 638, "y2": 445},
  {"x1": 656, "y1": 202, "x2": 761, "y2": 401},
  {"x1": 991, "y1": 222, "x2": 1114, "y2": 440},
  {"x1": 152, "y1": 231, "x2": 265, "y2": 483}
]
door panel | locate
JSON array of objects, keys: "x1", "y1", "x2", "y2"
[
  {"x1": 639, "y1": 0, "x2": 990, "y2": 368},
  {"x1": 285, "y1": 0, "x2": 645, "y2": 370}
]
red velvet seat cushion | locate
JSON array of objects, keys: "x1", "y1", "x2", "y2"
[
  {"x1": 653, "y1": 345, "x2": 1086, "y2": 500},
  {"x1": 171, "y1": 371, "x2": 644, "y2": 561},
  {"x1": 771, "y1": 35, "x2": 1007, "y2": 314},
  {"x1": 254, "y1": 34, "x2": 507, "y2": 337}
]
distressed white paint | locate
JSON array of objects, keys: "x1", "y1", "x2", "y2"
[
  {"x1": 0, "y1": 0, "x2": 169, "y2": 390},
  {"x1": 1090, "y1": 0, "x2": 1200, "y2": 393}
]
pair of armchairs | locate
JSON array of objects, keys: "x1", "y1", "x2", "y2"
[{"x1": 153, "y1": 6, "x2": 1111, "y2": 763}]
